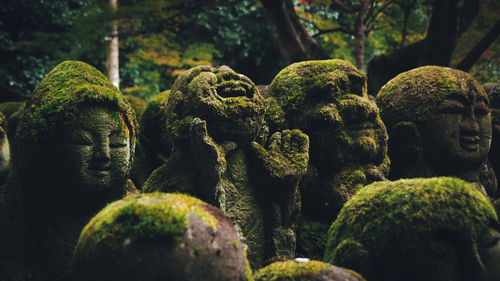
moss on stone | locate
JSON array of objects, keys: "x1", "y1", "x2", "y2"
[
  {"x1": 324, "y1": 177, "x2": 498, "y2": 281},
  {"x1": 376, "y1": 66, "x2": 488, "y2": 131},
  {"x1": 17, "y1": 61, "x2": 137, "y2": 160},
  {"x1": 0, "y1": 101, "x2": 25, "y2": 119},
  {"x1": 124, "y1": 94, "x2": 147, "y2": 120},
  {"x1": 254, "y1": 260, "x2": 364, "y2": 281},
  {"x1": 165, "y1": 65, "x2": 265, "y2": 146},
  {"x1": 75, "y1": 193, "x2": 219, "y2": 260},
  {"x1": 269, "y1": 59, "x2": 367, "y2": 119}
]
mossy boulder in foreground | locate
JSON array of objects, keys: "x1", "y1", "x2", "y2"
[
  {"x1": 72, "y1": 192, "x2": 253, "y2": 281},
  {"x1": 254, "y1": 259, "x2": 365, "y2": 281},
  {"x1": 324, "y1": 177, "x2": 500, "y2": 281}
]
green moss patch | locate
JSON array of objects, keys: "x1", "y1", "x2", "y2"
[
  {"x1": 74, "y1": 193, "x2": 219, "y2": 260},
  {"x1": 324, "y1": 177, "x2": 498, "y2": 281},
  {"x1": 376, "y1": 66, "x2": 487, "y2": 131}
]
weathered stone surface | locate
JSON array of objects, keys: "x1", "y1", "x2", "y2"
[
  {"x1": 0, "y1": 60, "x2": 138, "y2": 281},
  {"x1": 143, "y1": 65, "x2": 308, "y2": 268},
  {"x1": 72, "y1": 193, "x2": 253, "y2": 281},
  {"x1": 130, "y1": 90, "x2": 171, "y2": 187},
  {"x1": 254, "y1": 259, "x2": 365, "y2": 281},
  {"x1": 377, "y1": 66, "x2": 496, "y2": 197},
  {"x1": 324, "y1": 177, "x2": 500, "y2": 281},
  {"x1": 269, "y1": 59, "x2": 388, "y2": 259}
]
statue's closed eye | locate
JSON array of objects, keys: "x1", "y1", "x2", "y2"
[
  {"x1": 70, "y1": 131, "x2": 93, "y2": 146},
  {"x1": 109, "y1": 134, "x2": 128, "y2": 148}
]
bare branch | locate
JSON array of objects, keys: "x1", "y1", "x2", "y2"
[
  {"x1": 313, "y1": 26, "x2": 355, "y2": 37},
  {"x1": 331, "y1": 0, "x2": 355, "y2": 13},
  {"x1": 364, "y1": 0, "x2": 394, "y2": 28}
]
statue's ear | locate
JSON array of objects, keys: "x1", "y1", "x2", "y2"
[
  {"x1": 388, "y1": 121, "x2": 422, "y2": 168},
  {"x1": 325, "y1": 239, "x2": 373, "y2": 281}
]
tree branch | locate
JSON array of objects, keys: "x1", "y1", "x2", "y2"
[
  {"x1": 312, "y1": 26, "x2": 355, "y2": 37},
  {"x1": 456, "y1": 19, "x2": 500, "y2": 71},
  {"x1": 331, "y1": 0, "x2": 355, "y2": 13}
]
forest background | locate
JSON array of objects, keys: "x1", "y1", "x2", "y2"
[{"x1": 0, "y1": 0, "x2": 499, "y2": 102}]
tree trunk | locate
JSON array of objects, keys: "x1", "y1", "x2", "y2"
[
  {"x1": 107, "y1": 0, "x2": 119, "y2": 88},
  {"x1": 260, "y1": 0, "x2": 326, "y2": 63},
  {"x1": 354, "y1": 0, "x2": 369, "y2": 72},
  {"x1": 456, "y1": 19, "x2": 500, "y2": 71}
]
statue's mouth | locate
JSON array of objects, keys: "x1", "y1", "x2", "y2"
[
  {"x1": 90, "y1": 163, "x2": 110, "y2": 171},
  {"x1": 346, "y1": 121, "x2": 374, "y2": 131},
  {"x1": 460, "y1": 135, "x2": 480, "y2": 151}
]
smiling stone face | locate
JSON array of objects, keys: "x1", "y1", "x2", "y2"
[
  {"x1": 57, "y1": 106, "x2": 131, "y2": 200},
  {"x1": 269, "y1": 60, "x2": 387, "y2": 171},
  {"x1": 377, "y1": 66, "x2": 491, "y2": 174},
  {"x1": 166, "y1": 65, "x2": 265, "y2": 147}
]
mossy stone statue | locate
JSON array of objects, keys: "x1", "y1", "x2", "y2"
[
  {"x1": 254, "y1": 259, "x2": 365, "y2": 281},
  {"x1": 143, "y1": 65, "x2": 309, "y2": 268},
  {"x1": 72, "y1": 192, "x2": 253, "y2": 281},
  {"x1": 324, "y1": 177, "x2": 500, "y2": 281},
  {"x1": 487, "y1": 83, "x2": 500, "y2": 198},
  {"x1": 0, "y1": 60, "x2": 138, "y2": 281},
  {"x1": 269, "y1": 59, "x2": 389, "y2": 259},
  {"x1": 130, "y1": 90, "x2": 171, "y2": 187},
  {"x1": 376, "y1": 66, "x2": 495, "y2": 197}
]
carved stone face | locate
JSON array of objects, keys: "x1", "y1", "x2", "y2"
[
  {"x1": 422, "y1": 84, "x2": 491, "y2": 172},
  {"x1": 57, "y1": 106, "x2": 130, "y2": 199},
  {"x1": 479, "y1": 228, "x2": 500, "y2": 281},
  {"x1": 304, "y1": 70, "x2": 387, "y2": 169},
  {"x1": 190, "y1": 66, "x2": 265, "y2": 144},
  {"x1": 166, "y1": 65, "x2": 265, "y2": 147}
]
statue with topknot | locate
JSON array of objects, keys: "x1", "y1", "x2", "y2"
[
  {"x1": 142, "y1": 65, "x2": 309, "y2": 268},
  {"x1": 324, "y1": 177, "x2": 500, "y2": 281},
  {"x1": 268, "y1": 59, "x2": 389, "y2": 259},
  {"x1": 0, "y1": 61, "x2": 138, "y2": 281},
  {"x1": 72, "y1": 193, "x2": 253, "y2": 281},
  {"x1": 376, "y1": 66, "x2": 496, "y2": 197}
]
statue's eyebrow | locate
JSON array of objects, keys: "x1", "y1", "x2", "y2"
[{"x1": 443, "y1": 93, "x2": 467, "y2": 104}]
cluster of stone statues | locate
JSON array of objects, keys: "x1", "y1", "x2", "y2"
[{"x1": 0, "y1": 59, "x2": 498, "y2": 281}]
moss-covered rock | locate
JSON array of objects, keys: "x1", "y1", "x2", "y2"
[
  {"x1": 376, "y1": 66, "x2": 495, "y2": 196},
  {"x1": 324, "y1": 177, "x2": 499, "y2": 281},
  {"x1": 131, "y1": 90, "x2": 171, "y2": 187},
  {"x1": 72, "y1": 192, "x2": 253, "y2": 281},
  {"x1": 269, "y1": 60, "x2": 388, "y2": 259},
  {"x1": 254, "y1": 260, "x2": 365, "y2": 281}
]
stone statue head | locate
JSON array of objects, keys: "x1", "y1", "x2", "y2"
[
  {"x1": 324, "y1": 177, "x2": 500, "y2": 281},
  {"x1": 13, "y1": 61, "x2": 137, "y2": 209},
  {"x1": 269, "y1": 59, "x2": 387, "y2": 173},
  {"x1": 377, "y1": 66, "x2": 491, "y2": 176},
  {"x1": 165, "y1": 65, "x2": 265, "y2": 148},
  {"x1": 254, "y1": 260, "x2": 365, "y2": 281},
  {"x1": 72, "y1": 193, "x2": 253, "y2": 281}
]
